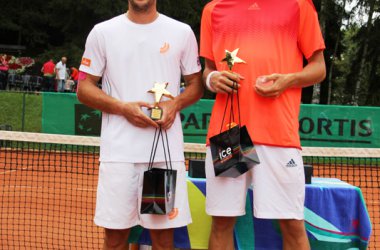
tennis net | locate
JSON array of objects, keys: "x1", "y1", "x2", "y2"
[{"x1": 0, "y1": 131, "x2": 379, "y2": 249}]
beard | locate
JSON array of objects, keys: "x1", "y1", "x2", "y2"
[{"x1": 128, "y1": 0, "x2": 155, "y2": 13}]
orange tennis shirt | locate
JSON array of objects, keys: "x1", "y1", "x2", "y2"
[{"x1": 200, "y1": 0, "x2": 325, "y2": 148}]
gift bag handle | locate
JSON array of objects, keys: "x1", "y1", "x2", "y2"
[
  {"x1": 219, "y1": 81, "x2": 242, "y2": 133},
  {"x1": 148, "y1": 126, "x2": 173, "y2": 171}
]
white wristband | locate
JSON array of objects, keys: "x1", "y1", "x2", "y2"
[{"x1": 206, "y1": 71, "x2": 218, "y2": 93}]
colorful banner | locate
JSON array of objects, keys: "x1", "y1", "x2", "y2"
[
  {"x1": 42, "y1": 93, "x2": 380, "y2": 148},
  {"x1": 128, "y1": 178, "x2": 371, "y2": 249}
]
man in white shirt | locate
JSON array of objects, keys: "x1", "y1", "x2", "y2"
[
  {"x1": 55, "y1": 57, "x2": 67, "y2": 92},
  {"x1": 77, "y1": 0, "x2": 203, "y2": 249}
]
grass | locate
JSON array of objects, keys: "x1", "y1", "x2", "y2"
[{"x1": 0, "y1": 91, "x2": 42, "y2": 132}]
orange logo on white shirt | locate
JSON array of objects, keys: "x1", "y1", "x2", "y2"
[
  {"x1": 248, "y1": 2, "x2": 260, "y2": 10},
  {"x1": 168, "y1": 208, "x2": 178, "y2": 220},
  {"x1": 81, "y1": 57, "x2": 91, "y2": 67},
  {"x1": 160, "y1": 42, "x2": 170, "y2": 53}
]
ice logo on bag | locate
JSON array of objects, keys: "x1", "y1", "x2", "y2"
[{"x1": 219, "y1": 147, "x2": 233, "y2": 163}]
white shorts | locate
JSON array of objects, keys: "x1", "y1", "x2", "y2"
[
  {"x1": 94, "y1": 161, "x2": 192, "y2": 230},
  {"x1": 205, "y1": 145, "x2": 305, "y2": 220}
]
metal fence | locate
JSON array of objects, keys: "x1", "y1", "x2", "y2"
[{"x1": 5, "y1": 74, "x2": 43, "y2": 91}]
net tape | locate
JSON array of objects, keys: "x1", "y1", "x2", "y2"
[{"x1": 1, "y1": 131, "x2": 379, "y2": 158}]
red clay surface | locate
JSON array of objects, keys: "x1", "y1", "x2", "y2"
[{"x1": 1, "y1": 150, "x2": 379, "y2": 249}]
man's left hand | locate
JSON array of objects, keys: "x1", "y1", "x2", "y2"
[
  {"x1": 255, "y1": 73, "x2": 296, "y2": 98},
  {"x1": 155, "y1": 99, "x2": 179, "y2": 130}
]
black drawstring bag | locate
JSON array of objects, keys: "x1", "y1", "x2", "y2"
[
  {"x1": 209, "y1": 84, "x2": 260, "y2": 177},
  {"x1": 140, "y1": 127, "x2": 177, "y2": 215}
]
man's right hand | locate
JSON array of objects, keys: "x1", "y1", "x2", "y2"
[
  {"x1": 209, "y1": 71, "x2": 244, "y2": 93},
  {"x1": 121, "y1": 101, "x2": 159, "y2": 128},
  {"x1": 203, "y1": 58, "x2": 244, "y2": 94},
  {"x1": 77, "y1": 73, "x2": 159, "y2": 129}
]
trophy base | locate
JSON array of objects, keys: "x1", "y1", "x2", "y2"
[{"x1": 150, "y1": 107, "x2": 162, "y2": 120}]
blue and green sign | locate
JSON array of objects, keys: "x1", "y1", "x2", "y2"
[{"x1": 42, "y1": 93, "x2": 380, "y2": 148}]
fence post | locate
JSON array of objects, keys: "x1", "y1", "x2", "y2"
[{"x1": 22, "y1": 92, "x2": 26, "y2": 131}]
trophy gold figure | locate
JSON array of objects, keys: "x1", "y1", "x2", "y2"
[
  {"x1": 148, "y1": 82, "x2": 175, "y2": 120},
  {"x1": 221, "y1": 48, "x2": 246, "y2": 129},
  {"x1": 222, "y1": 48, "x2": 246, "y2": 71}
]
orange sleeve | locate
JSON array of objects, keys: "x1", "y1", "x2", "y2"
[
  {"x1": 297, "y1": 0, "x2": 326, "y2": 59},
  {"x1": 200, "y1": 2, "x2": 216, "y2": 61}
]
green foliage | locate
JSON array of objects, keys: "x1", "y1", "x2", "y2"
[
  {"x1": 0, "y1": 0, "x2": 379, "y2": 105},
  {"x1": 330, "y1": 0, "x2": 380, "y2": 105},
  {"x1": 0, "y1": 92, "x2": 42, "y2": 132}
]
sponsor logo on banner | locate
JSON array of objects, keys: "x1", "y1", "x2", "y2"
[{"x1": 75, "y1": 104, "x2": 101, "y2": 136}]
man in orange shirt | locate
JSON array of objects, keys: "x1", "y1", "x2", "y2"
[
  {"x1": 70, "y1": 67, "x2": 79, "y2": 92},
  {"x1": 41, "y1": 59, "x2": 55, "y2": 91},
  {"x1": 200, "y1": 0, "x2": 326, "y2": 249}
]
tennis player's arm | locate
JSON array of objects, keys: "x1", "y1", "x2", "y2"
[
  {"x1": 202, "y1": 58, "x2": 217, "y2": 89},
  {"x1": 77, "y1": 72, "x2": 158, "y2": 128},
  {"x1": 175, "y1": 71, "x2": 204, "y2": 110},
  {"x1": 290, "y1": 49, "x2": 326, "y2": 88}
]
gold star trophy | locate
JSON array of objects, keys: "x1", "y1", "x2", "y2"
[
  {"x1": 222, "y1": 48, "x2": 246, "y2": 71},
  {"x1": 222, "y1": 48, "x2": 246, "y2": 129},
  {"x1": 148, "y1": 82, "x2": 175, "y2": 120}
]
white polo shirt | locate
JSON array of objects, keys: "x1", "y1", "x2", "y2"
[
  {"x1": 79, "y1": 14, "x2": 201, "y2": 163},
  {"x1": 55, "y1": 61, "x2": 66, "y2": 80}
]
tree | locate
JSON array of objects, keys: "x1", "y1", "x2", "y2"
[
  {"x1": 352, "y1": 0, "x2": 377, "y2": 105},
  {"x1": 0, "y1": 0, "x2": 379, "y2": 105},
  {"x1": 332, "y1": 0, "x2": 380, "y2": 106}
]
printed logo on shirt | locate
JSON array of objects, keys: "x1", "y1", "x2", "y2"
[
  {"x1": 160, "y1": 42, "x2": 170, "y2": 53},
  {"x1": 168, "y1": 208, "x2": 179, "y2": 220},
  {"x1": 248, "y1": 2, "x2": 261, "y2": 10},
  {"x1": 81, "y1": 57, "x2": 91, "y2": 67},
  {"x1": 286, "y1": 159, "x2": 298, "y2": 168}
]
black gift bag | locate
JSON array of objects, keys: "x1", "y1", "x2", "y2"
[
  {"x1": 210, "y1": 86, "x2": 260, "y2": 178},
  {"x1": 141, "y1": 127, "x2": 177, "y2": 215}
]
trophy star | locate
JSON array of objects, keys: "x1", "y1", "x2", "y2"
[
  {"x1": 222, "y1": 48, "x2": 246, "y2": 69},
  {"x1": 148, "y1": 82, "x2": 174, "y2": 104}
]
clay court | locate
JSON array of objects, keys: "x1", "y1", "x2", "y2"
[{"x1": 1, "y1": 145, "x2": 379, "y2": 249}]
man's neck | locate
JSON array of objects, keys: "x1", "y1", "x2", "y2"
[{"x1": 126, "y1": 9, "x2": 158, "y2": 24}]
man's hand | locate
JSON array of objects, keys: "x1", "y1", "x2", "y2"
[
  {"x1": 255, "y1": 73, "x2": 296, "y2": 98},
  {"x1": 255, "y1": 50, "x2": 326, "y2": 98},
  {"x1": 155, "y1": 99, "x2": 179, "y2": 130},
  {"x1": 209, "y1": 71, "x2": 244, "y2": 94},
  {"x1": 121, "y1": 101, "x2": 159, "y2": 128}
]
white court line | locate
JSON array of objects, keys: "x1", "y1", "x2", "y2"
[
  {"x1": 0, "y1": 169, "x2": 17, "y2": 175},
  {"x1": 0, "y1": 167, "x2": 96, "y2": 191},
  {"x1": 0, "y1": 167, "x2": 41, "y2": 174}
]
